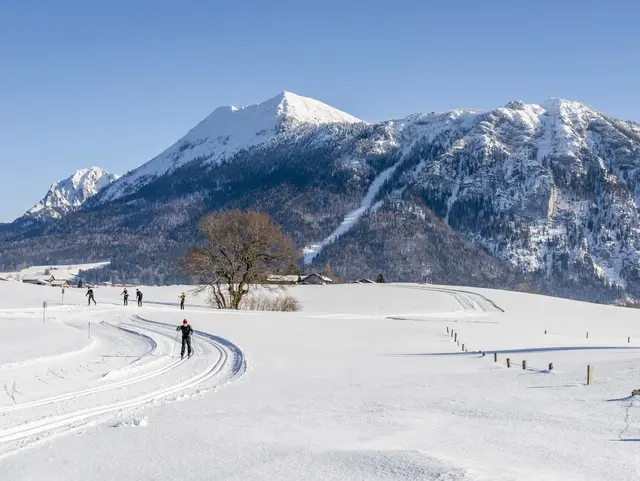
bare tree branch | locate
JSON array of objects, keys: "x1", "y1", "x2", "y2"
[{"x1": 180, "y1": 210, "x2": 299, "y2": 309}]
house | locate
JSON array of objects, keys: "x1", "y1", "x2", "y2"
[
  {"x1": 266, "y1": 275, "x2": 301, "y2": 285},
  {"x1": 50, "y1": 280, "x2": 70, "y2": 289},
  {"x1": 301, "y1": 273, "x2": 333, "y2": 285},
  {"x1": 22, "y1": 275, "x2": 53, "y2": 286},
  {"x1": 356, "y1": 279, "x2": 375, "y2": 284}
]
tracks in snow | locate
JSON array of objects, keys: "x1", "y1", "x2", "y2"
[
  {"x1": 393, "y1": 284, "x2": 504, "y2": 314},
  {"x1": 0, "y1": 316, "x2": 245, "y2": 455}
]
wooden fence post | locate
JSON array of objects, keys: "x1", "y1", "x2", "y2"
[
  {"x1": 544, "y1": 329, "x2": 547, "y2": 334},
  {"x1": 548, "y1": 363, "x2": 554, "y2": 371},
  {"x1": 506, "y1": 358, "x2": 511, "y2": 368},
  {"x1": 586, "y1": 332, "x2": 589, "y2": 339},
  {"x1": 461, "y1": 344, "x2": 465, "y2": 351},
  {"x1": 454, "y1": 333, "x2": 457, "y2": 342},
  {"x1": 88, "y1": 322, "x2": 91, "y2": 340},
  {"x1": 494, "y1": 353, "x2": 498, "y2": 362},
  {"x1": 628, "y1": 337, "x2": 631, "y2": 344},
  {"x1": 587, "y1": 365, "x2": 593, "y2": 385},
  {"x1": 446, "y1": 327, "x2": 449, "y2": 334},
  {"x1": 522, "y1": 360, "x2": 527, "y2": 370}
]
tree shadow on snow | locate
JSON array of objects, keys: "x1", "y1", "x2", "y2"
[{"x1": 605, "y1": 396, "x2": 635, "y2": 403}]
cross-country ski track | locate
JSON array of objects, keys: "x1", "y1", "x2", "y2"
[
  {"x1": 384, "y1": 283, "x2": 504, "y2": 320},
  {"x1": 0, "y1": 314, "x2": 246, "y2": 457}
]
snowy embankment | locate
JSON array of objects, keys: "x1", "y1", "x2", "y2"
[{"x1": 1, "y1": 282, "x2": 640, "y2": 480}]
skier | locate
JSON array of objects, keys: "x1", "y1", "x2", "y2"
[
  {"x1": 121, "y1": 287, "x2": 129, "y2": 306},
  {"x1": 179, "y1": 293, "x2": 185, "y2": 310},
  {"x1": 176, "y1": 319, "x2": 193, "y2": 359},
  {"x1": 86, "y1": 287, "x2": 96, "y2": 306},
  {"x1": 136, "y1": 288, "x2": 143, "y2": 307}
]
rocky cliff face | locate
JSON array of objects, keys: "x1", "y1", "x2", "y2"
[
  {"x1": 21, "y1": 167, "x2": 119, "y2": 222},
  {"x1": 396, "y1": 99, "x2": 640, "y2": 294}
]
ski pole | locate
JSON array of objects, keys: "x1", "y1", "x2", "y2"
[{"x1": 172, "y1": 331, "x2": 179, "y2": 358}]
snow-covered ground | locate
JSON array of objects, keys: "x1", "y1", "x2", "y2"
[
  {"x1": 0, "y1": 282, "x2": 639, "y2": 480},
  {"x1": 0, "y1": 261, "x2": 110, "y2": 282}
]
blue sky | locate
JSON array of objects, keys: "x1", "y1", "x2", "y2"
[{"x1": 0, "y1": 0, "x2": 638, "y2": 221}]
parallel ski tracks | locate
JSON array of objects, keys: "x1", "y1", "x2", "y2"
[
  {"x1": 0, "y1": 322, "x2": 181, "y2": 414},
  {"x1": 0, "y1": 316, "x2": 245, "y2": 453},
  {"x1": 394, "y1": 284, "x2": 504, "y2": 313}
]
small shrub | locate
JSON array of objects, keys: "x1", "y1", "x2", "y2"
[
  {"x1": 241, "y1": 293, "x2": 301, "y2": 312},
  {"x1": 512, "y1": 283, "x2": 540, "y2": 294},
  {"x1": 614, "y1": 297, "x2": 640, "y2": 309},
  {"x1": 273, "y1": 295, "x2": 302, "y2": 312}
]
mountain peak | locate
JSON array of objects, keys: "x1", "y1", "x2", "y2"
[
  {"x1": 541, "y1": 97, "x2": 594, "y2": 112},
  {"x1": 22, "y1": 167, "x2": 119, "y2": 222},
  {"x1": 251, "y1": 91, "x2": 363, "y2": 125},
  {"x1": 99, "y1": 92, "x2": 364, "y2": 201}
]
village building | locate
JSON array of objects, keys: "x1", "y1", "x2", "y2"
[{"x1": 300, "y1": 273, "x2": 333, "y2": 285}]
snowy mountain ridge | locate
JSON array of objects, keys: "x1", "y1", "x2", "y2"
[
  {"x1": 6, "y1": 93, "x2": 640, "y2": 301},
  {"x1": 391, "y1": 97, "x2": 640, "y2": 292},
  {"x1": 23, "y1": 167, "x2": 119, "y2": 222},
  {"x1": 99, "y1": 92, "x2": 363, "y2": 202}
]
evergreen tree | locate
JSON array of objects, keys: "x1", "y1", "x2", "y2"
[{"x1": 376, "y1": 273, "x2": 386, "y2": 283}]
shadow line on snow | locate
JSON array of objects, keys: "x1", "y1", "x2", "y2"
[
  {"x1": 99, "y1": 355, "x2": 151, "y2": 358},
  {"x1": 605, "y1": 396, "x2": 635, "y2": 403},
  {"x1": 527, "y1": 384, "x2": 581, "y2": 389},
  {"x1": 391, "y1": 346, "x2": 640, "y2": 356}
]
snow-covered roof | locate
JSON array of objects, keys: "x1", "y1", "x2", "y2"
[
  {"x1": 302, "y1": 273, "x2": 333, "y2": 283},
  {"x1": 267, "y1": 275, "x2": 300, "y2": 283},
  {"x1": 21, "y1": 276, "x2": 51, "y2": 285}
]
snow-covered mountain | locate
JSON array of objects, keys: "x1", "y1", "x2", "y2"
[
  {"x1": 22, "y1": 167, "x2": 120, "y2": 222},
  {"x1": 392, "y1": 98, "x2": 640, "y2": 293},
  {"x1": 99, "y1": 92, "x2": 363, "y2": 202},
  {"x1": 5, "y1": 93, "x2": 640, "y2": 302}
]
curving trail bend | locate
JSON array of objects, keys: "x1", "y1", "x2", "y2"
[{"x1": 0, "y1": 315, "x2": 245, "y2": 456}]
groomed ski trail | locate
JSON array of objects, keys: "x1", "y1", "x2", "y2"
[
  {"x1": 0, "y1": 316, "x2": 246, "y2": 456},
  {"x1": 391, "y1": 284, "x2": 504, "y2": 315}
]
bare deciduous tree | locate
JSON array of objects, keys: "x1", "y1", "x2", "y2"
[{"x1": 181, "y1": 210, "x2": 299, "y2": 309}]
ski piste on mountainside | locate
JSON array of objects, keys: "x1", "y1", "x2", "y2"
[{"x1": 3, "y1": 92, "x2": 640, "y2": 301}]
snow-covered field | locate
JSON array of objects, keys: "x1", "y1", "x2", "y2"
[
  {"x1": 0, "y1": 261, "x2": 110, "y2": 282},
  {"x1": 0, "y1": 282, "x2": 639, "y2": 480}
]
